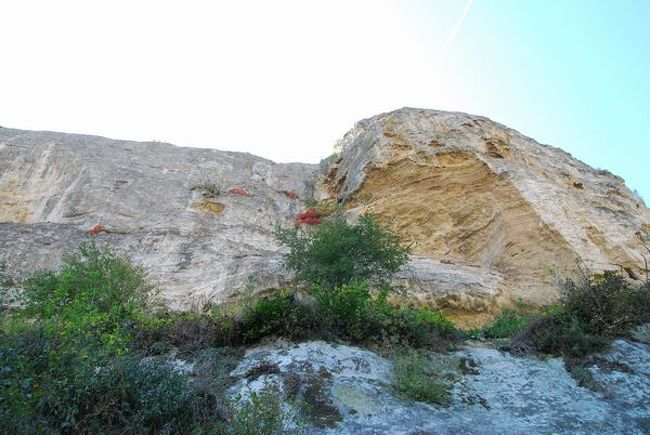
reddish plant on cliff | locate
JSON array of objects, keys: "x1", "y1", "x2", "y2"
[
  {"x1": 87, "y1": 224, "x2": 105, "y2": 236},
  {"x1": 296, "y1": 209, "x2": 321, "y2": 225},
  {"x1": 228, "y1": 187, "x2": 251, "y2": 197},
  {"x1": 282, "y1": 190, "x2": 299, "y2": 200}
]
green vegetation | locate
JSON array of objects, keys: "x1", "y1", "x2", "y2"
[
  {"x1": 510, "y1": 271, "x2": 650, "y2": 358},
  {"x1": 191, "y1": 180, "x2": 222, "y2": 198},
  {"x1": 391, "y1": 349, "x2": 451, "y2": 405},
  {"x1": 304, "y1": 198, "x2": 338, "y2": 217},
  {"x1": 471, "y1": 302, "x2": 538, "y2": 340},
  {"x1": 0, "y1": 243, "x2": 222, "y2": 433},
  {"x1": 239, "y1": 290, "x2": 312, "y2": 343},
  {"x1": 225, "y1": 386, "x2": 303, "y2": 435},
  {"x1": 276, "y1": 214, "x2": 410, "y2": 289},
  {"x1": 21, "y1": 243, "x2": 155, "y2": 352},
  {"x1": 7, "y1": 211, "x2": 648, "y2": 431},
  {"x1": 313, "y1": 282, "x2": 456, "y2": 347},
  {"x1": 0, "y1": 221, "x2": 457, "y2": 432}
]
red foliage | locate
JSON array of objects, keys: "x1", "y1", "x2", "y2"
[
  {"x1": 282, "y1": 190, "x2": 299, "y2": 200},
  {"x1": 296, "y1": 209, "x2": 321, "y2": 225},
  {"x1": 87, "y1": 224, "x2": 105, "y2": 236},
  {"x1": 228, "y1": 187, "x2": 251, "y2": 197}
]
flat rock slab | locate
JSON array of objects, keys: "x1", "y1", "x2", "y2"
[{"x1": 228, "y1": 340, "x2": 650, "y2": 434}]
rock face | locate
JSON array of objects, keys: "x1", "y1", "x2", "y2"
[
  {"x1": 0, "y1": 128, "x2": 314, "y2": 309},
  {"x1": 225, "y1": 339, "x2": 650, "y2": 433},
  {"x1": 1, "y1": 108, "x2": 649, "y2": 314},
  {"x1": 321, "y1": 108, "x2": 650, "y2": 313}
]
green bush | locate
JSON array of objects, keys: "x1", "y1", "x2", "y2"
[
  {"x1": 369, "y1": 295, "x2": 455, "y2": 349},
  {"x1": 0, "y1": 331, "x2": 216, "y2": 434},
  {"x1": 510, "y1": 272, "x2": 650, "y2": 357},
  {"x1": 21, "y1": 242, "x2": 156, "y2": 353},
  {"x1": 313, "y1": 282, "x2": 374, "y2": 342},
  {"x1": 475, "y1": 306, "x2": 537, "y2": 339},
  {"x1": 276, "y1": 214, "x2": 410, "y2": 289},
  {"x1": 314, "y1": 281, "x2": 457, "y2": 348},
  {"x1": 239, "y1": 291, "x2": 312, "y2": 343},
  {"x1": 45, "y1": 356, "x2": 212, "y2": 433},
  {"x1": 561, "y1": 272, "x2": 650, "y2": 336},
  {"x1": 0, "y1": 244, "x2": 219, "y2": 433},
  {"x1": 223, "y1": 385, "x2": 303, "y2": 435},
  {"x1": 391, "y1": 349, "x2": 450, "y2": 405},
  {"x1": 530, "y1": 315, "x2": 609, "y2": 358}
]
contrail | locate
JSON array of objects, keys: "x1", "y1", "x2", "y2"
[{"x1": 437, "y1": 0, "x2": 474, "y2": 62}]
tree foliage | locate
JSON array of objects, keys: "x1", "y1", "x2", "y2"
[{"x1": 276, "y1": 214, "x2": 410, "y2": 289}]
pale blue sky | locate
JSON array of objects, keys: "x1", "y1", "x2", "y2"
[
  {"x1": 403, "y1": 0, "x2": 650, "y2": 200},
  {"x1": 1, "y1": 1, "x2": 648, "y2": 199}
]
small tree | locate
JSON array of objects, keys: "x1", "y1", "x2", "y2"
[{"x1": 276, "y1": 214, "x2": 409, "y2": 289}]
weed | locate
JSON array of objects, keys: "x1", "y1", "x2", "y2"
[
  {"x1": 239, "y1": 291, "x2": 312, "y2": 342},
  {"x1": 472, "y1": 303, "x2": 537, "y2": 339},
  {"x1": 224, "y1": 385, "x2": 304, "y2": 434},
  {"x1": 391, "y1": 349, "x2": 451, "y2": 405},
  {"x1": 191, "y1": 180, "x2": 222, "y2": 198}
]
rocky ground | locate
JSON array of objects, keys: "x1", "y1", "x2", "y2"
[{"x1": 165, "y1": 338, "x2": 650, "y2": 434}]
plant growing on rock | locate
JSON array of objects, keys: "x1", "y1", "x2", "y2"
[
  {"x1": 276, "y1": 214, "x2": 410, "y2": 289},
  {"x1": 304, "y1": 199, "x2": 337, "y2": 218},
  {"x1": 509, "y1": 271, "x2": 650, "y2": 357},
  {"x1": 228, "y1": 186, "x2": 252, "y2": 197},
  {"x1": 470, "y1": 301, "x2": 538, "y2": 339},
  {"x1": 391, "y1": 349, "x2": 451, "y2": 405},
  {"x1": 21, "y1": 242, "x2": 156, "y2": 352},
  {"x1": 191, "y1": 180, "x2": 222, "y2": 198},
  {"x1": 296, "y1": 209, "x2": 322, "y2": 225}
]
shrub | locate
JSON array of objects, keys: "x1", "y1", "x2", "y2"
[
  {"x1": 528, "y1": 315, "x2": 609, "y2": 358},
  {"x1": 313, "y1": 282, "x2": 374, "y2": 342},
  {"x1": 391, "y1": 349, "x2": 451, "y2": 405},
  {"x1": 191, "y1": 180, "x2": 222, "y2": 198},
  {"x1": 509, "y1": 271, "x2": 650, "y2": 357},
  {"x1": 239, "y1": 291, "x2": 312, "y2": 343},
  {"x1": 314, "y1": 282, "x2": 456, "y2": 348},
  {"x1": 276, "y1": 214, "x2": 410, "y2": 289},
  {"x1": 473, "y1": 305, "x2": 537, "y2": 339},
  {"x1": 296, "y1": 209, "x2": 322, "y2": 225},
  {"x1": 46, "y1": 356, "x2": 212, "y2": 433},
  {"x1": 21, "y1": 242, "x2": 156, "y2": 353},
  {"x1": 224, "y1": 385, "x2": 303, "y2": 435},
  {"x1": 0, "y1": 332, "x2": 216, "y2": 434},
  {"x1": 562, "y1": 272, "x2": 650, "y2": 336}
]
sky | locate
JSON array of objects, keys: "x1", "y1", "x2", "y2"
[{"x1": 1, "y1": 0, "x2": 648, "y2": 199}]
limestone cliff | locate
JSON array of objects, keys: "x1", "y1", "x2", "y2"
[
  {"x1": 1, "y1": 108, "x2": 649, "y2": 316},
  {"x1": 0, "y1": 128, "x2": 314, "y2": 309},
  {"x1": 320, "y1": 108, "x2": 650, "y2": 314}
]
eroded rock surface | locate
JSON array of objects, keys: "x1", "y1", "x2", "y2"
[
  {"x1": 322, "y1": 108, "x2": 650, "y2": 310},
  {"x1": 2, "y1": 108, "x2": 649, "y2": 313},
  {"x1": 227, "y1": 339, "x2": 650, "y2": 434},
  {"x1": 0, "y1": 128, "x2": 313, "y2": 309}
]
